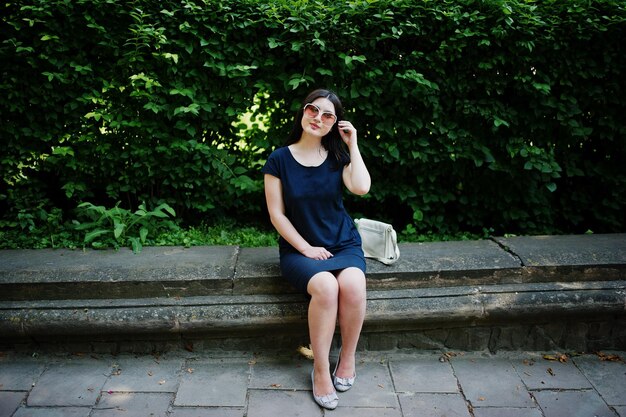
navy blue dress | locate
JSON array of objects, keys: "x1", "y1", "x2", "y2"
[{"x1": 262, "y1": 146, "x2": 366, "y2": 294}]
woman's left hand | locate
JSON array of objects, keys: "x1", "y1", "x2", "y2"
[{"x1": 338, "y1": 121, "x2": 357, "y2": 147}]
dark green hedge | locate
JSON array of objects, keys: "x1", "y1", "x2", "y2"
[{"x1": 2, "y1": 0, "x2": 625, "y2": 237}]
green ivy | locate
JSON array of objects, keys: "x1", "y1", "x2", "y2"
[{"x1": 1, "y1": 0, "x2": 625, "y2": 241}]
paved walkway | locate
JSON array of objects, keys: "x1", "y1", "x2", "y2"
[{"x1": 1, "y1": 349, "x2": 625, "y2": 417}]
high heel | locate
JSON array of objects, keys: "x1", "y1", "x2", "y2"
[
  {"x1": 311, "y1": 369, "x2": 338, "y2": 410},
  {"x1": 332, "y1": 348, "x2": 356, "y2": 392}
]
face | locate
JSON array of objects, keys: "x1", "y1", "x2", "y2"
[{"x1": 301, "y1": 97, "x2": 336, "y2": 137}]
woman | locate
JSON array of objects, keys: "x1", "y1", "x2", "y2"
[{"x1": 262, "y1": 88, "x2": 371, "y2": 409}]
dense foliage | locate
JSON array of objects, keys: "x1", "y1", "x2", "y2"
[{"x1": 2, "y1": 0, "x2": 625, "y2": 248}]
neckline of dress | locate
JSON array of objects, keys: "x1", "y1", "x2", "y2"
[{"x1": 286, "y1": 145, "x2": 328, "y2": 168}]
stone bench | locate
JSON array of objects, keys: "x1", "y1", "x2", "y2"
[{"x1": 0, "y1": 234, "x2": 624, "y2": 353}]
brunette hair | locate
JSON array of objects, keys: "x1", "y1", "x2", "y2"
[{"x1": 286, "y1": 88, "x2": 349, "y2": 168}]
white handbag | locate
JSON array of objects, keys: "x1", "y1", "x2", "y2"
[{"x1": 354, "y1": 218, "x2": 400, "y2": 265}]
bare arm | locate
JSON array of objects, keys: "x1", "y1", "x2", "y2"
[
  {"x1": 264, "y1": 174, "x2": 333, "y2": 260},
  {"x1": 338, "y1": 121, "x2": 371, "y2": 195}
]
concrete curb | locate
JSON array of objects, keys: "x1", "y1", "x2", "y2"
[
  {"x1": 1, "y1": 234, "x2": 625, "y2": 351},
  {"x1": 2, "y1": 281, "x2": 624, "y2": 335}
]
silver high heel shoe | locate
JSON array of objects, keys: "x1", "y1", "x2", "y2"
[
  {"x1": 332, "y1": 348, "x2": 356, "y2": 392},
  {"x1": 311, "y1": 370, "x2": 339, "y2": 410}
]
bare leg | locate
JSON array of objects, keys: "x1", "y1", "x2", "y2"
[
  {"x1": 307, "y1": 271, "x2": 339, "y2": 396},
  {"x1": 335, "y1": 267, "x2": 366, "y2": 378}
]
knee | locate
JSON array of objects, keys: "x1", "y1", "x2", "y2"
[
  {"x1": 338, "y1": 270, "x2": 366, "y2": 306},
  {"x1": 308, "y1": 272, "x2": 339, "y2": 306}
]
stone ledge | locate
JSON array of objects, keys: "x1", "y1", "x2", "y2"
[
  {"x1": 1, "y1": 234, "x2": 624, "y2": 301},
  {"x1": 0, "y1": 233, "x2": 625, "y2": 351},
  {"x1": 1, "y1": 280, "x2": 624, "y2": 335}
]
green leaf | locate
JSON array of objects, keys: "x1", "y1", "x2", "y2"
[
  {"x1": 493, "y1": 117, "x2": 510, "y2": 128},
  {"x1": 532, "y1": 82, "x2": 551, "y2": 94},
  {"x1": 154, "y1": 203, "x2": 176, "y2": 217},
  {"x1": 84, "y1": 229, "x2": 109, "y2": 243},
  {"x1": 129, "y1": 237, "x2": 142, "y2": 254},
  {"x1": 114, "y1": 221, "x2": 125, "y2": 239},
  {"x1": 85, "y1": 111, "x2": 102, "y2": 121},
  {"x1": 52, "y1": 146, "x2": 74, "y2": 157},
  {"x1": 268, "y1": 38, "x2": 281, "y2": 48}
]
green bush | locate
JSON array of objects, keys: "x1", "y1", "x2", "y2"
[
  {"x1": 1, "y1": 0, "x2": 625, "y2": 246},
  {"x1": 74, "y1": 201, "x2": 178, "y2": 252}
]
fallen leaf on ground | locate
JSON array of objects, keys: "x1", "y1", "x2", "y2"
[
  {"x1": 547, "y1": 368, "x2": 555, "y2": 376},
  {"x1": 297, "y1": 345, "x2": 314, "y2": 360},
  {"x1": 270, "y1": 383, "x2": 282, "y2": 388},
  {"x1": 186, "y1": 368, "x2": 194, "y2": 374},
  {"x1": 543, "y1": 353, "x2": 568, "y2": 363},
  {"x1": 147, "y1": 371, "x2": 154, "y2": 376},
  {"x1": 158, "y1": 379, "x2": 166, "y2": 385},
  {"x1": 478, "y1": 397, "x2": 486, "y2": 401},
  {"x1": 596, "y1": 352, "x2": 623, "y2": 362}
]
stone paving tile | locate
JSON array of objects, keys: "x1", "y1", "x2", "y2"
[
  {"x1": 0, "y1": 391, "x2": 26, "y2": 417},
  {"x1": 92, "y1": 392, "x2": 174, "y2": 417},
  {"x1": 11, "y1": 407, "x2": 91, "y2": 417},
  {"x1": 331, "y1": 406, "x2": 403, "y2": 417},
  {"x1": 613, "y1": 406, "x2": 626, "y2": 417},
  {"x1": 175, "y1": 358, "x2": 249, "y2": 407},
  {"x1": 103, "y1": 354, "x2": 184, "y2": 393},
  {"x1": 389, "y1": 355, "x2": 458, "y2": 393},
  {"x1": 332, "y1": 360, "x2": 397, "y2": 408},
  {"x1": 451, "y1": 356, "x2": 534, "y2": 408},
  {"x1": 573, "y1": 355, "x2": 626, "y2": 406},
  {"x1": 511, "y1": 353, "x2": 593, "y2": 390},
  {"x1": 247, "y1": 389, "x2": 322, "y2": 417},
  {"x1": 398, "y1": 393, "x2": 471, "y2": 417},
  {"x1": 472, "y1": 407, "x2": 543, "y2": 417},
  {"x1": 27, "y1": 358, "x2": 111, "y2": 407},
  {"x1": 169, "y1": 407, "x2": 245, "y2": 417},
  {"x1": 533, "y1": 389, "x2": 618, "y2": 417},
  {"x1": 0, "y1": 359, "x2": 45, "y2": 391},
  {"x1": 249, "y1": 357, "x2": 311, "y2": 390},
  {"x1": 3, "y1": 350, "x2": 626, "y2": 417}
]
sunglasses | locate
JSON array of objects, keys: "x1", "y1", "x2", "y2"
[{"x1": 303, "y1": 103, "x2": 337, "y2": 126}]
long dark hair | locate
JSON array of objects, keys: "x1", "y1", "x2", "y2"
[{"x1": 286, "y1": 88, "x2": 349, "y2": 168}]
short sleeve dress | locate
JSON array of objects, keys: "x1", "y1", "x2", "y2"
[{"x1": 262, "y1": 146, "x2": 366, "y2": 294}]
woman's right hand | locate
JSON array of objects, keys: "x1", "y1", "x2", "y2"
[{"x1": 301, "y1": 246, "x2": 334, "y2": 260}]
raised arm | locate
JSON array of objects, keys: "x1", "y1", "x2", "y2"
[{"x1": 338, "y1": 121, "x2": 371, "y2": 195}]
